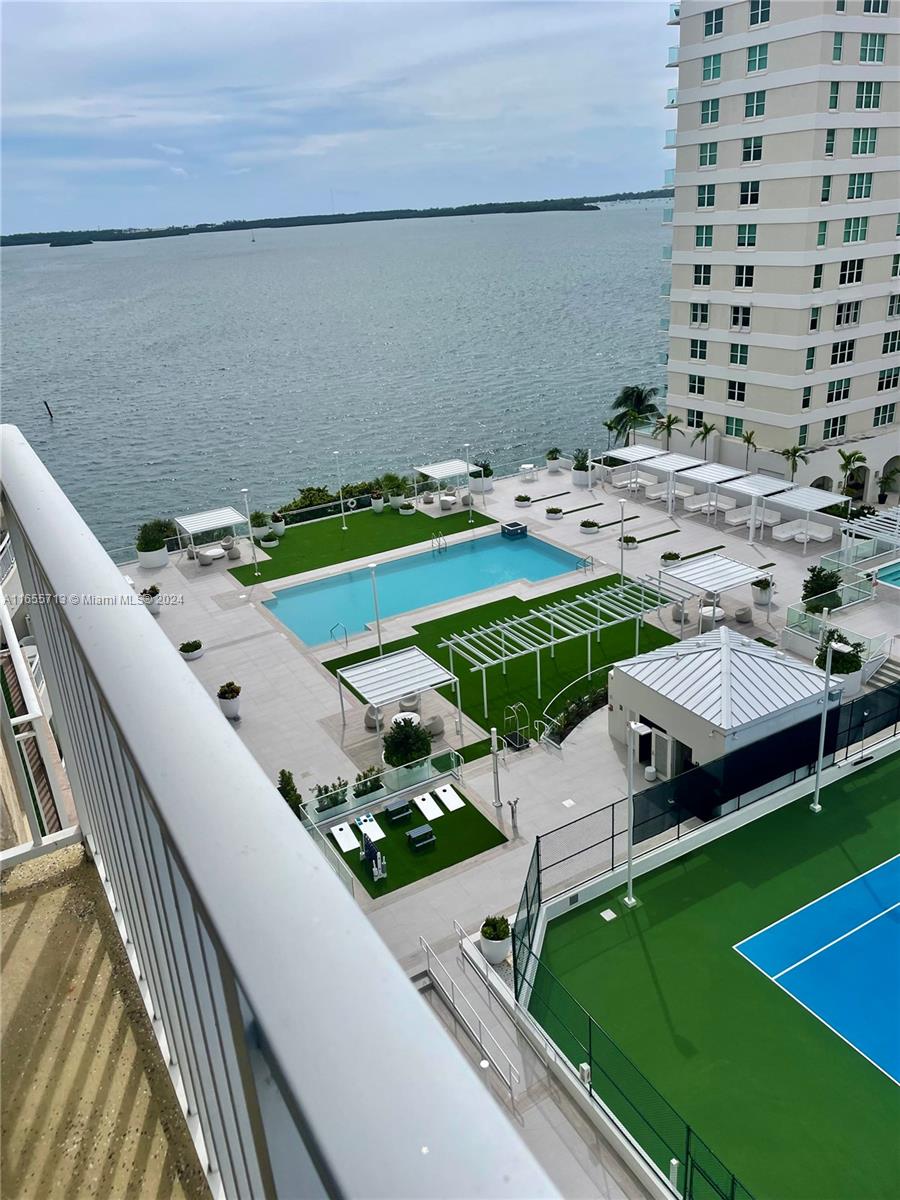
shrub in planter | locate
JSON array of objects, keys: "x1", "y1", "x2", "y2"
[
  {"x1": 572, "y1": 448, "x2": 591, "y2": 488},
  {"x1": 259, "y1": 531, "x2": 279, "y2": 547},
  {"x1": 313, "y1": 777, "x2": 349, "y2": 811},
  {"x1": 581, "y1": 519, "x2": 600, "y2": 534},
  {"x1": 398, "y1": 501, "x2": 415, "y2": 515},
  {"x1": 470, "y1": 459, "x2": 494, "y2": 494},
  {"x1": 815, "y1": 630, "x2": 864, "y2": 676},
  {"x1": 660, "y1": 550, "x2": 681, "y2": 563},
  {"x1": 179, "y1": 639, "x2": 203, "y2": 660},
  {"x1": 514, "y1": 494, "x2": 532, "y2": 508},
  {"x1": 217, "y1": 680, "x2": 241, "y2": 719},
  {"x1": 353, "y1": 765, "x2": 382, "y2": 798},
  {"x1": 277, "y1": 769, "x2": 302, "y2": 817},
  {"x1": 270, "y1": 511, "x2": 286, "y2": 536},
  {"x1": 546, "y1": 506, "x2": 563, "y2": 521},
  {"x1": 546, "y1": 447, "x2": 562, "y2": 473},
  {"x1": 371, "y1": 490, "x2": 385, "y2": 513},
  {"x1": 620, "y1": 534, "x2": 638, "y2": 548},
  {"x1": 140, "y1": 584, "x2": 161, "y2": 614},
  {"x1": 801, "y1": 565, "x2": 841, "y2": 614},
  {"x1": 479, "y1": 914, "x2": 511, "y2": 965},
  {"x1": 382, "y1": 717, "x2": 433, "y2": 768},
  {"x1": 250, "y1": 510, "x2": 270, "y2": 538},
  {"x1": 135, "y1": 518, "x2": 175, "y2": 569}
]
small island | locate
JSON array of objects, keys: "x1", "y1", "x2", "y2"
[{"x1": 2, "y1": 189, "x2": 673, "y2": 248}]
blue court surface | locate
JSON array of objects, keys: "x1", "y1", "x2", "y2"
[{"x1": 736, "y1": 855, "x2": 900, "y2": 1086}]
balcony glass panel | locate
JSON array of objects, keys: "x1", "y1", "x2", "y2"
[
  {"x1": 664, "y1": 167, "x2": 675, "y2": 186},
  {"x1": 661, "y1": 244, "x2": 672, "y2": 261},
  {"x1": 666, "y1": 88, "x2": 678, "y2": 107},
  {"x1": 665, "y1": 129, "x2": 677, "y2": 148},
  {"x1": 667, "y1": 46, "x2": 679, "y2": 65}
]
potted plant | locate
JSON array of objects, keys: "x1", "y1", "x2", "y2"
[
  {"x1": 816, "y1": 631, "x2": 865, "y2": 697},
  {"x1": 382, "y1": 716, "x2": 433, "y2": 786},
  {"x1": 140, "y1": 584, "x2": 161, "y2": 615},
  {"x1": 277, "y1": 769, "x2": 303, "y2": 818},
  {"x1": 217, "y1": 680, "x2": 241, "y2": 720},
  {"x1": 660, "y1": 550, "x2": 680, "y2": 565},
  {"x1": 621, "y1": 534, "x2": 638, "y2": 549},
  {"x1": 135, "y1": 518, "x2": 174, "y2": 569},
  {"x1": 581, "y1": 519, "x2": 600, "y2": 535},
  {"x1": 371, "y1": 489, "x2": 385, "y2": 514},
  {"x1": 469, "y1": 460, "x2": 494, "y2": 494},
  {"x1": 546, "y1": 506, "x2": 564, "y2": 521},
  {"x1": 479, "y1": 914, "x2": 511, "y2": 966},
  {"x1": 515, "y1": 494, "x2": 532, "y2": 509},
  {"x1": 398, "y1": 500, "x2": 415, "y2": 516},
  {"x1": 314, "y1": 777, "x2": 349, "y2": 812},
  {"x1": 259, "y1": 528, "x2": 279, "y2": 548},
  {"x1": 546, "y1": 447, "x2": 562, "y2": 474},
  {"x1": 250, "y1": 510, "x2": 270, "y2": 539},
  {"x1": 877, "y1": 466, "x2": 898, "y2": 505},
  {"x1": 751, "y1": 576, "x2": 772, "y2": 607},
  {"x1": 353, "y1": 765, "x2": 383, "y2": 799},
  {"x1": 179, "y1": 639, "x2": 203, "y2": 661},
  {"x1": 572, "y1": 448, "x2": 591, "y2": 488},
  {"x1": 270, "y1": 511, "x2": 286, "y2": 536}
]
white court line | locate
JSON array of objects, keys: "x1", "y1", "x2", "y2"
[
  {"x1": 734, "y1": 942, "x2": 900, "y2": 1089},
  {"x1": 773, "y1": 903, "x2": 900, "y2": 979},
  {"x1": 733, "y1": 852, "x2": 900, "y2": 952}
]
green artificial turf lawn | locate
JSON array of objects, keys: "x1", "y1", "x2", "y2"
[
  {"x1": 532, "y1": 756, "x2": 900, "y2": 1200},
  {"x1": 343, "y1": 790, "x2": 506, "y2": 896},
  {"x1": 230, "y1": 506, "x2": 494, "y2": 584},
  {"x1": 325, "y1": 574, "x2": 676, "y2": 736}
]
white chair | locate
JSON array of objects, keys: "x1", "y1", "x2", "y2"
[
  {"x1": 364, "y1": 705, "x2": 384, "y2": 731},
  {"x1": 798, "y1": 522, "x2": 833, "y2": 544},
  {"x1": 683, "y1": 494, "x2": 711, "y2": 513},
  {"x1": 644, "y1": 482, "x2": 669, "y2": 501},
  {"x1": 725, "y1": 505, "x2": 753, "y2": 526},
  {"x1": 440, "y1": 493, "x2": 456, "y2": 511},
  {"x1": 772, "y1": 520, "x2": 805, "y2": 542},
  {"x1": 714, "y1": 496, "x2": 736, "y2": 512}
]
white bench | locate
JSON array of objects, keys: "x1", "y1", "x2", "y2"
[
  {"x1": 683, "y1": 493, "x2": 712, "y2": 513},
  {"x1": 725, "y1": 505, "x2": 754, "y2": 526},
  {"x1": 797, "y1": 522, "x2": 834, "y2": 544},
  {"x1": 772, "y1": 520, "x2": 806, "y2": 542}
]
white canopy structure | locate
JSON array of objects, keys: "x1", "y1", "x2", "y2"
[
  {"x1": 640, "y1": 452, "x2": 706, "y2": 513},
  {"x1": 774, "y1": 486, "x2": 851, "y2": 554},
  {"x1": 336, "y1": 646, "x2": 463, "y2": 740},
  {"x1": 415, "y1": 459, "x2": 470, "y2": 481},
  {"x1": 841, "y1": 507, "x2": 900, "y2": 549},
  {"x1": 719, "y1": 474, "x2": 794, "y2": 545},
  {"x1": 174, "y1": 507, "x2": 248, "y2": 554},
  {"x1": 596, "y1": 445, "x2": 664, "y2": 465},
  {"x1": 663, "y1": 553, "x2": 768, "y2": 596}
]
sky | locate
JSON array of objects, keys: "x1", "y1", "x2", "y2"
[{"x1": 1, "y1": 1, "x2": 672, "y2": 234}]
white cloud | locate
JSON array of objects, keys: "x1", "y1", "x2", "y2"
[
  {"x1": 168, "y1": 165, "x2": 189, "y2": 177},
  {"x1": 153, "y1": 142, "x2": 184, "y2": 155}
]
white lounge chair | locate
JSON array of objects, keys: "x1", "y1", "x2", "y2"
[
  {"x1": 644, "y1": 482, "x2": 669, "y2": 501},
  {"x1": 725, "y1": 505, "x2": 753, "y2": 526},
  {"x1": 714, "y1": 496, "x2": 736, "y2": 512},
  {"x1": 683, "y1": 493, "x2": 712, "y2": 513},
  {"x1": 797, "y1": 522, "x2": 833, "y2": 544},
  {"x1": 772, "y1": 519, "x2": 806, "y2": 542}
]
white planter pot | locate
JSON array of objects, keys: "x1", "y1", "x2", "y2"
[
  {"x1": 389, "y1": 494, "x2": 404, "y2": 509},
  {"x1": 260, "y1": 537, "x2": 278, "y2": 548},
  {"x1": 480, "y1": 934, "x2": 511, "y2": 966},
  {"x1": 751, "y1": 585, "x2": 771, "y2": 607},
  {"x1": 621, "y1": 540, "x2": 638, "y2": 550},
  {"x1": 137, "y1": 547, "x2": 168, "y2": 570},
  {"x1": 251, "y1": 525, "x2": 269, "y2": 539},
  {"x1": 180, "y1": 648, "x2": 203, "y2": 661},
  {"x1": 837, "y1": 667, "x2": 863, "y2": 698},
  {"x1": 219, "y1": 696, "x2": 241, "y2": 720},
  {"x1": 142, "y1": 595, "x2": 162, "y2": 615},
  {"x1": 546, "y1": 459, "x2": 561, "y2": 473},
  {"x1": 371, "y1": 497, "x2": 385, "y2": 513},
  {"x1": 469, "y1": 476, "x2": 494, "y2": 494},
  {"x1": 515, "y1": 499, "x2": 531, "y2": 509},
  {"x1": 581, "y1": 525, "x2": 600, "y2": 536},
  {"x1": 546, "y1": 511, "x2": 563, "y2": 521},
  {"x1": 571, "y1": 469, "x2": 589, "y2": 488},
  {"x1": 398, "y1": 506, "x2": 415, "y2": 517},
  {"x1": 271, "y1": 520, "x2": 286, "y2": 536}
]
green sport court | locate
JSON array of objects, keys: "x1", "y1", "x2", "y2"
[{"x1": 531, "y1": 754, "x2": 900, "y2": 1200}]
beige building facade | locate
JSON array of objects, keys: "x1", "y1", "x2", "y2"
[{"x1": 663, "y1": 0, "x2": 900, "y2": 500}]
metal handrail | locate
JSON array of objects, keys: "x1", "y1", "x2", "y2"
[
  {"x1": 420, "y1": 933, "x2": 519, "y2": 1098},
  {"x1": 0, "y1": 532, "x2": 14, "y2": 581},
  {"x1": 330, "y1": 620, "x2": 349, "y2": 648}
]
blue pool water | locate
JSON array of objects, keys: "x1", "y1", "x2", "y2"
[
  {"x1": 736, "y1": 856, "x2": 900, "y2": 1085},
  {"x1": 877, "y1": 561, "x2": 900, "y2": 587},
  {"x1": 265, "y1": 533, "x2": 581, "y2": 644}
]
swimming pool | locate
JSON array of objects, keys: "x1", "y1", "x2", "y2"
[
  {"x1": 877, "y1": 560, "x2": 900, "y2": 587},
  {"x1": 265, "y1": 533, "x2": 582, "y2": 644}
]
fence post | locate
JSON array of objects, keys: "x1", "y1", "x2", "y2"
[{"x1": 535, "y1": 836, "x2": 542, "y2": 907}]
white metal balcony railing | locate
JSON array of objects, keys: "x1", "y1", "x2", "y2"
[
  {"x1": 664, "y1": 128, "x2": 677, "y2": 148},
  {"x1": 0, "y1": 532, "x2": 15, "y2": 582},
  {"x1": 666, "y1": 88, "x2": 678, "y2": 108},
  {"x1": 0, "y1": 425, "x2": 555, "y2": 1200}
]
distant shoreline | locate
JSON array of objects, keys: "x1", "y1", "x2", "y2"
[{"x1": 1, "y1": 190, "x2": 672, "y2": 247}]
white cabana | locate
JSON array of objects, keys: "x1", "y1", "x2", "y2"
[
  {"x1": 415, "y1": 459, "x2": 471, "y2": 481},
  {"x1": 676, "y1": 463, "x2": 748, "y2": 521},
  {"x1": 663, "y1": 552, "x2": 773, "y2": 624},
  {"x1": 596, "y1": 445, "x2": 665, "y2": 464},
  {"x1": 718, "y1": 474, "x2": 794, "y2": 545},
  {"x1": 772, "y1": 486, "x2": 851, "y2": 554},
  {"x1": 641, "y1": 452, "x2": 705, "y2": 513},
  {"x1": 336, "y1": 646, "x2": 464, "y2": 742},
  {"x1": 841, "y1": 506, "x2": 900, "y2": 549},
  {"x1": 174, "y1": 507, "x2": 248, "y2": 556}
]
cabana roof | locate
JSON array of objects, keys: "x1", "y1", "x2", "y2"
[
  {"x1": 678, "y1": 463, "x2": 748, "y2": 486},
  {"x1": 775, "y1": 486, "x2": 850, "y2": 513},
  {"x1": 337, "y1": 647, "x2": 456, "y2": 707},
  {"x1": 174, "y1": 507, "x2": 247, "y2": 537},
  {"x1": 645, "y1": 452, "x2": 705, "y2": 473},
  {"x1": 842, "y1": 507, "x2": 900, "y2": 547},
  {"x1": 599, "y1": 445, "x2": 665, "y2": 464},
  {"x1": 663, "y1": 552, "x2": 767, "y2": 595},
  {"x1": 415, "y1": 459, "x2": 470, "y2": 481},
  {"x1": 720, "y1": 474, "x2": 794, "y2": 498}
]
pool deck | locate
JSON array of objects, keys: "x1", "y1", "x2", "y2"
[{"x1": 115, "y1": 468, "x2": 900, "y2": 1200}]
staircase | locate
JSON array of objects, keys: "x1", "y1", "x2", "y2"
[
  {"x1": 1, "y1": 656, "x2": 60, "y2": 835},
  {"x1": 868, "y1": 657, "x2": 900, "y2": 688}
]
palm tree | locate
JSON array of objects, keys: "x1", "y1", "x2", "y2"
[
  {"x1": 741, "y1": 428, "x2": 758, "y2": 470},
  {"x1": 837, "y1": 448, "x2": 867, "y2": 495},
  {"x1": 690, "y1": 421, "x2": 718, "y2": 461},
  {"x1": 779, "y1": 445, "x2": 809, "y2": 482},
  {"x1": 653, "y1": 412, "x2": 682, "y2": 451},
  {"x1": 603, "y1": 419, "x2": 620, "y2": 452},
  {"x1": 611, "y1": 384, "x2": 661, "y2": 446}
]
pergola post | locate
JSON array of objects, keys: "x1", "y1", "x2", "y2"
[
  {"x1": 481, "y1": 668, "x2": 489, "y2": 720},
  {"x1": 338, "y1": 674, "x2": 346, "y2": 727},
  {"x1": 535, "y1": 648, "x2": 542, "y2": 699},
  {"x1": 635, "y1": 612, "x2": 642, "y2": 657},
  {"x1": 454, "y1": 678, "x2": 464, "y2": 744},
  {"x1": 587, "y1": 631, "x2": 592, "y2": 677}
]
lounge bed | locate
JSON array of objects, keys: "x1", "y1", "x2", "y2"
[
  {"x1": 772, "y1": 519, "x2": 806, "y2": 542},
  {"x1": 796, "y1": 522, "x2": 834, "y2": 544},
  {"x1": 682, "y1": 493, "x2": 712, "y2": 513}
]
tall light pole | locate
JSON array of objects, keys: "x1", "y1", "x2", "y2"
[
  {"x1": 464, "y1": 442, "x2": 473, "y2": 525},
  {"x1": 334, "y1": 450, "x2": 347, "y2": 532},
  {"x1": 618, "y1": 499, "x2": 626, "y2": 582},
  {"x1": 810, "y1": 638, "x2": 850, "y2": 813},
  {"x1": 624, "y1": 720, "x2": 651, "y2": 908},
  {"x1": 241, "y1": 488, "x2": 260, "y2": 579},
  {"x1": 368, "y1": 563, "x2": 383, "y2": 655}
]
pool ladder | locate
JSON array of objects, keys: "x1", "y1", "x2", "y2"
[
  {"x1": 576, "y1": 554, "x2": 595, "y2": 574},
  {"x1": 330, "y1": 621, "x2": 349, "y2": 649},
  {"x1": 432, "y1": 531, "x2": 447, "y2": 553}
]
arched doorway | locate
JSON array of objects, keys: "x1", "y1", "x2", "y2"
[
  {"x1": 877, "y1": 455, "x2": 900, "y2": 503},
  {"x1": 811, "y1": 475, "x2": 834, "y2": 491}
]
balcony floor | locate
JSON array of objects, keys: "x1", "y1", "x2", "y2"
[{"x1": 1, "y1": 847, "x2": 209, "y2": 1200}]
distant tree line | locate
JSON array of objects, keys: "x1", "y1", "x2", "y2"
[{"x1": 1, "y1": 189, "x2": 674, "y2": 247}]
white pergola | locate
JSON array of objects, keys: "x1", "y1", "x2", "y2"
[
  {"x1": 663, "y1": 552, "x2": 774, "y2": 623},
  {"x1": 718, "y1": 474, "x2": 794, "y2": 545},
  {"x1": 336, "y1": 646, "x2": 463, "y2": 741},
  {"x1": 774, "y1": 485, "x2": 852, "y2": 554},
  {"x1": 841, "y1": 506, "x2": 900, "y2": 549},
  {"x1": 641, "y1": 452, "x2": 706, "y2": 513},
  {"x1": 174, "y1": 506, "x2": 248, "y2": 555},
  {"x1": 438, "y1": 579, "x2": 674, "y2": 717},
  {"x1": 415, "y1": 459, "x2": 470, "y2": 481},
  {"x1": 668, "y1": 462, "x2": 748, "y2": 518},
  {"x1": 595, "y1": 445, "x2": 665, "y2": 465}
]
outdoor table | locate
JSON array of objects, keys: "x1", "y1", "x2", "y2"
[
  {"x1": 391, "y1": 711, "x2": 420, "y2": 728},
  {"x1": 519, "y1": 464, "x2": 538, "y2": 482},
  {"x1": 199, "y1": 546, "x2": 226, "y2": 561},
  {"x1": 330, "y1": 823, "x2": 359, "y2": 853}
]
